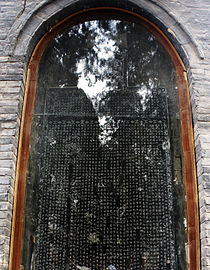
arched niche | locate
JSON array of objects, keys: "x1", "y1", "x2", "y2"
[{"x1": 9, "y1": 8, "x2": 200, "y2": 270}]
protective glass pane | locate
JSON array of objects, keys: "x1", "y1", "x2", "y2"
[{"x1": 22, "y1": 20, "x2": 187, "y2": 270}]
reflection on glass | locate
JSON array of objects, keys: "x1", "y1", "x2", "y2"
[{"x1": 22, "y1": 20, "x2": 187, "y2": 270}]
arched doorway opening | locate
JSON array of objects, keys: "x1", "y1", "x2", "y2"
[{"x1": 9, "y1": 8, "x2": 200, "y2": 270}]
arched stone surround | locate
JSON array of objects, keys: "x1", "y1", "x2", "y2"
[{"x1": 0, "y1": 0, "x2": 209, "y2": 269}]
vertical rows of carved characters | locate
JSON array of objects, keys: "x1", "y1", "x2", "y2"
[{"x1": 31, "y1": 87, "x2": 176, "y2": 269}]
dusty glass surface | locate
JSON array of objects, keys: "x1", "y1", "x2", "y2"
[{"x1": 22, "y1": 20, "x2": 187, "y2": 270}]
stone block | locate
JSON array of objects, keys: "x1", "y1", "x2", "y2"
[{"x1": 0, "y1": 145, "x2": 14, "y2": 152}]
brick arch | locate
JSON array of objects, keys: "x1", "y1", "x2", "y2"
[
  {"x1": 9, "y1": 4, "x2": 200, "y2": 270},
  {"x1": 9, "y1": 0, "x2": 203, "y2": 65}
]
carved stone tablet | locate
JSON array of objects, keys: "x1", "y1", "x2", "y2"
[{"x1": 34, "y1": 87, "x2": 175, "y2": 270}]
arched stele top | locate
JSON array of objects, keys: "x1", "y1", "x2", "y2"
[{"x1": 9, "y1": 7, "x2": 200, "y2": 270}]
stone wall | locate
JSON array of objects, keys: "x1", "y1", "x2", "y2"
[{"x1": 0, "y1": 0, "x2": 209, "y2": 269}]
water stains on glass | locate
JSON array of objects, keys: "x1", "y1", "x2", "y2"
[{"x1": 22, "y1": 20, "x2": 187, "y2": 270}]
